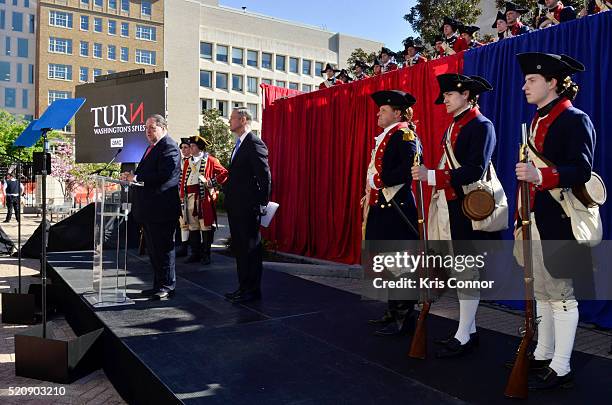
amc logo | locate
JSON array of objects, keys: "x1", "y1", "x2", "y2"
[{"x1": 110, "y1": 138, "x2": 124, "y2": 148}]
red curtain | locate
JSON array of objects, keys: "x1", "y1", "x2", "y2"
[
  {"x1": 261, "y1": 84, "x2": 303, "y2": 109},
  {"x1": 261, "y1": 53, "x2": 464, "y2": 264}
]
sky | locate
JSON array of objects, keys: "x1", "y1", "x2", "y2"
[{"x1": 219, "y1": 0, "x2": 418, "y2": 52}]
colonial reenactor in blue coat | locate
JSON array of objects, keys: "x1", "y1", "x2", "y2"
[
  {"x1": 412, "y1": 73, "x2": 501, "y2": 357},
  {"x1": 363, "y1": 90, "x2": 420, "y2": 336},
  {"x1": 505, "y1": 1, "x2": 532, "y2": 37},
  {"x1": 438, "y1": 17, "x2": 468, "y2": 57},
  {"x1": 493, "y1": 11, "x2": 508, "y2": 42},
  {"x1": 537, "y1": 0, "x2": 577, "y2": 29},
  {"x1": 515, "y1": 52, "x2": 599, "y2": 390},
  {"x1": 458, "y1": 24, "x2": 483, "y2": 49}
]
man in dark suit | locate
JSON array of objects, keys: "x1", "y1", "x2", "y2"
[
  {"x1": 122, "y1": 114, "x2": 181, "y2": 300},
  {"x1": 223, "y1": 107, "x2": 271, "y2": 304}
]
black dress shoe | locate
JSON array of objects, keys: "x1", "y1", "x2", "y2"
[
  {"x1": 504, "y1": 353, "x2": 551, "y2": 371},
  {"x1": 528, "y1": 367, "x2": 574, "y2": 390},
  {"x1": 374, "y1": 313, "x2": 416, "y2": 337},
  {"x1": 435, "y1": 337, "x2": 473, "y2": 358},
  {"x1": 435, "y1": 332, "x2": 480, "y2": 346},
  {"x1": 368, "y1": 310, "x2": 395, "y2": 326},
  {"x1": 140, "y1": 288, "x2": 158, "y2": 296},
  {"x1": 224, "y1": 289, "x2": 243, "y2": 299},
  {"x1": 230, "y1": 291, "x2": 261, "y2": 303}
]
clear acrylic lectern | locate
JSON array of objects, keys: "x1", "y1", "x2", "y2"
[{"x1": 84, "y1": 175, "x2": 137, "y2": 307}]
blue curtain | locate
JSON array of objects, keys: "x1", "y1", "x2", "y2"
[{"x1": 463, "y1": 12, "x2": 612, "y2": 328}]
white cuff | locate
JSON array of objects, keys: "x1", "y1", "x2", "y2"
[
  {"x1": 368, "y1": 174, "x2": 378, "y2": 190},
  {"x1": 535, "y1": 167, "x2": 543, "y2": 186},
  {"x1": 427, "y1": 170, "x2": 436, "y2": 186},
  {"x1": 133, "y1": 174, "x2": 138, "y2": 182}
]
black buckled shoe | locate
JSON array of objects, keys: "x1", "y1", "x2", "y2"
[
  {"x1": 374, "y1": 312, "x2": 416, "y2": 337},
  {"x1": 528, "y1": 367, "x2": 574, "y2": 390},
  {"x1": 224, "y1": 289, "x2": 243, "y2": 300},
  {"x1": 435, "y1": 332, "x2": 479, "y2": 346},
  {"x1": 435, "y1": 337, "x2": 474, "y2": 358},
  {"x1": 504, "y1": 353, "x2": 551, "y2": 371},
  {"x1": 368, "y1": 310, "x2": 395, "y2": 326}
]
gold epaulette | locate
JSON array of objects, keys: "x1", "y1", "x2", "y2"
[{"x1": 401, "y1": 128, "x2": 416, "y2": 142}]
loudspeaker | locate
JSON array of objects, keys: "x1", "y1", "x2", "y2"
[{"x1": 33, "y1": 152, "x2": 52, "y2": 175}]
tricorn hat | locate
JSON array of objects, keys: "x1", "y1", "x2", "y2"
[
  {"x1": 516, "y1": 52, "x2": 585, "y2": 78},
  {"x1": 371, "y1": 90, "x2": 417, "y2": 109},
  {"x1": 434, "y1": 73, "x2": 493, "y2": 104}
]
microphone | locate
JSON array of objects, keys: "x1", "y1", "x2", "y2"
[{"x1": 90, "y1": 148, "x2": 123, "y2": 175}]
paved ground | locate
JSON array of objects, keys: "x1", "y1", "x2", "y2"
[{"x1": 0, "y1": 207, "x2": 610, "y2": 403}]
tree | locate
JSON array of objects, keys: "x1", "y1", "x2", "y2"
[
  {"x1": 0, "y1": 109, "x2": 43, "y2": 162},
  {"x1": 404, "y1": 0, "x2": 482, "y2": 45},
  {"x1": 69, "y1": 162, "x2": 120, "y2": 204},
  {"x1": 199, "y1": 109, "x2": 233, "y2": 168},
  {"x1": 346, "y1": 48, "x2": 378, "y2": 75},
  {"x1": 51, "y1": 141, "x2": 77, "y2": 199}
]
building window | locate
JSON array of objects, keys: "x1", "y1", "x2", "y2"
[
  {"x1": 121, "y1": 22, "x2": 129, "y2": 36},
  {"x1": 0, "y1": 10, "x2": 4, "y2": 30},
  {"x1": 141, "y1": 0, "x2": 151, "y2": 17},
  {"x1": 201, "y1": 98, "x2": 212, "y2": 112},
  {"x1": 262, "y1": 52, "x2": 272, "y2": 69},
  {"x1": 94, "y1": 0, "x2": 102, "y2": 7},
  {"x1": 48, "y1": 63, "x2": 73, "y2": 81},
  {"x1": 247, "y1": 103, "x2": 258, "y2": 121},
  {"x1": 25, "y1": 0, "x2": 31, "y2": 7},
  {"x1": 135, "y1": 49, "x2": 156, "y2": 65},
  {"x1": 247, "y1": 50, "x2": 258, "y2": 67},
  {"x1": 108, "y1": 0, "x2": 117, "y2": 9},
  {"x1": 16, "y1": 38, "x2": 29, "y2": 59},
  {"x1": 16, "y1": 63, "x2": 22, "y2": 83},
  {"x1": 217, "y1": 100, "x2": 228, "y2": 117},
  {"x1": 315, "y1": 62, "x2": 324, "y2": 76},
  {"x1": 232, "y1": 47, "x2": 243, "y2": 65},
  {"x1": 4, "y1": 37, "x2": 10, "y2": 56},
  {"x1": 232, "y1": 74, "x2": 243, "y2": 91},
  {"x1": 261, "y1": 78, "x2": 272, "y2": 85},
  {"x1": 302, "y1": 84, "x2": 312, "y2": 92},
  {"x1": 0, "y1": 62, "x2": 10, "y2": 82},
  {"x1": 108, "y1": 20, "x2": 117, "y2": 35},
  {"x1": 121, "y1": 0, "x2": 129, "y2": 13},
  {"x1": 136, "y1": 25, "x2": 156, "y2": 41},
  {"x1": 28, "y1": 14, "x2": 34, "y2": 33},
  {"x1": 80, "y1": 41, "x2": 88, "y2": 56},
  {"x1": 94, "y1": 17, "x2": 102, "y2": 33},
  {"x1": 120, "y1": 46, "x2": 128, "y2": 62},
  {"x1": 288, "y1": 82, "x2": 299, "y2": 90},
  {"x1": 247, "y1": 76, "x2": 258, "y2": 94},
  {"x1": 79, "y1": 66, "x2": 88, "y2": 82},
  {"x1": 275, "y1": 80, "x2": 286, "y2": 87},
  {"x1": 80, "y1": 15, "x2": 89, "y2": 31},
  {"x1": 276, "y1": 55, "x2": 286, "y2": 71},
  {"x1": 200, "y1": 42, "x2": 212, "y2": 60},
  {"x1": 5, "y1": 88, "x2": 16, "y2": 108},
  {"x1": 49, "y1": 11, "x2": 73, "y2": 28},
  {"x1": 302, "y1": 60, "x2": 312, "y2": 75},
  {"x1": 49, "y1": 37, "x2": 71, "y2": 55},
  {"x1": 199, "y1": 70, "x2": 211, "y2": 88},
  {"x1": 28, "y1": 64, "x2": 33, "y2": 83},
  {"x1": 93, "y1": 68, "x2": 102, "y2": 78},
  {"x1": 107, "y1": 44, "x2": 116, "y2": 60},
  {"x1": 48, "y1": 90, "x2": 70, "y2": 105},
  {"x1": 93, "y1": 42, "x2": 102, "y2": 58},
  {"x1": 22, "y1": 89, "x2": 28, "y2": 109},
  {"x1": 215, "y1": 72, "x2": 228, "y2": 90},
  {"x1": 289, "y1": 57, "x2": 298, "y2": 74},
  {"x1": 232, "y1": 101, "x2": 244, "y2": 109},
  {"x1": 12, "y1": 12, "x2": 23, "y2": 32},
  {"x1": 216, "y1": 45, "x2": 228, "y2": 62}
]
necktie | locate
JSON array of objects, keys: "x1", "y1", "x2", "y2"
[
  {"x1": 231, "y1": 138, "x2": 241, "y2": 162},
  {"x1": 143, "y1": 145, "x2": 153, "y2": 159}
]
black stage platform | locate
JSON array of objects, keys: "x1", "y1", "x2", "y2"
[{"x1": 45, "y1": 251, "x2": 612, "y2": 404}]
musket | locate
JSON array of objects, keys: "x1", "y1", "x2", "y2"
[
  {"x1": 504, "y1": 124, "x2": 536, "y2": 399},
  {"x1": 408, "y1": 146, "x2": 432, "y2": 360}
]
